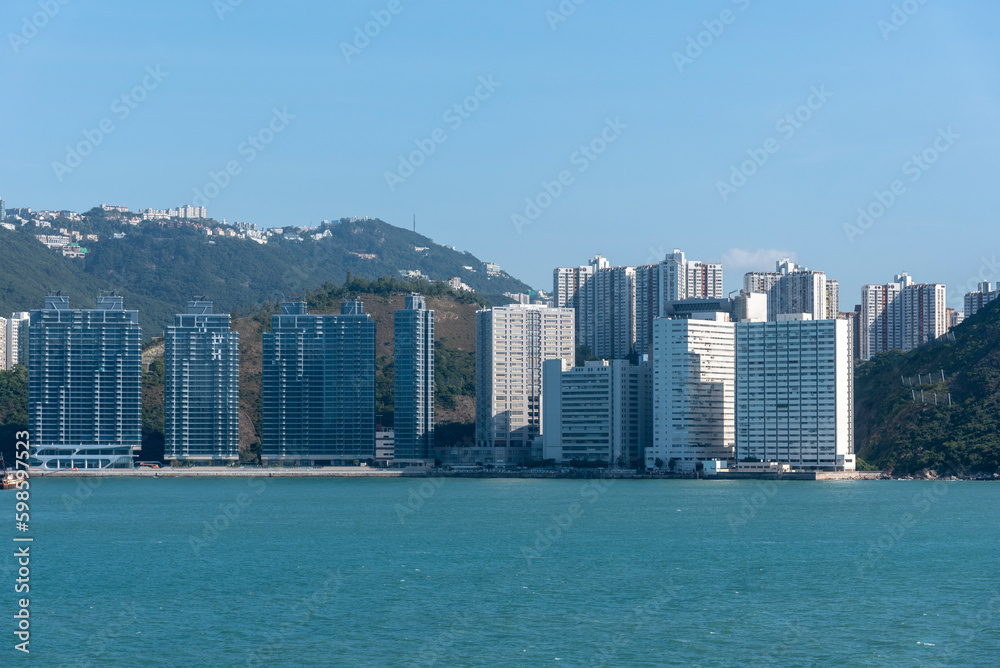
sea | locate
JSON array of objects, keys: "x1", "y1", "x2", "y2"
[{"x1": 1, "y1": 477, "x2": 998, "y2": 666}]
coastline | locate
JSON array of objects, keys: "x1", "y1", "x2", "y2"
[{"x1": 18, "y1": 467, "x2": 918, "y2": 481}]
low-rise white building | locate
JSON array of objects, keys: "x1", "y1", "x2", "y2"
[{"x1": 376, "y1": 429, "x2": 394, "y2": 465}]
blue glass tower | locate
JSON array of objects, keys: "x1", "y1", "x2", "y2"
[
  {"x1": 164, "y1": 300, "x2": 240, "y2": 463},
  {"x1": 262, "y1": 300, "x2": 375, "y2": 465},
  {"x1": 28, "y1": 295, "x2": 142, "y2": 469}
]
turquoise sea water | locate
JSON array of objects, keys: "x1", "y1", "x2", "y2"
[{"x1": 2, "y1": 478, "x2": 998, "y2": 666}]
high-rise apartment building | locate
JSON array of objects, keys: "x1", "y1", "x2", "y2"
[
  {"x1": 542, "y1": 359, "x2": 651, "y2": 467},
  {"x1": 164, "y1": 300, "x2": 240, "y2": 462},
  {"x1": 634, "y1": 264, "x2": 660, "y2": 356},
  {"x1": 558, "y1": 250, "x2": 723, "y2": 360},
  {"x1": 635, "y1": 250, "x2": 724, "y2": 357},
  {"x1": 593, "y1": 265, "x2": 636, "y2": 360},
  {"x1": 6, "y1": 312, "x2": 30, "y2": 369},
  {"x1": 262, "y1": 300, "x2": 375, "y2": 464},
  {"x1": 646, "y1": 318, "x2": 735, "y2": 471},
  {"x1": 903, "y1": 283, "x2": 948, "y2": 352},
  {"x1": 965, "y1": 282, "x2": 999, "y2": 320},
  {"x1": 393, "y1": 294, "x2": 435, "y2": 463},
  {"x1": 735, "y1": 319, "x2": 854, "y2": 471},
  {"x1": 475, "y1": 304, "x2": 574, "y2": 466},
  {"x1": 659, "y1": 249, "x2": 724, "y2": 303},
  {"x1": 860, "y1": 274, "x2": 946, "y2": 360},
  {"x1": 744, "y1": 259, "x2": 831, "y2": 322},
  {"x1": 825, "y1": 280, "x2": 840, "y2": 320},
  {"x1": 28, "y1": 295, "x2": 142, "y2": 469},
  {"x1": 0, "y1": 317, "x2": 6, "y2": 370},
  {"x1": 553, "y1": 256, "x2": 605, "y2": 348}
]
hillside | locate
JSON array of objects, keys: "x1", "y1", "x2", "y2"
[
  {"x1": 0, "y1": 212, "x2": 531, "y2": 338},
  {"x1": 855, "y1": 299, "x2": 1000, "y2": 475}
]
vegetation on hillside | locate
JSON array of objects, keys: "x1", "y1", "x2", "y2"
[
  {"x1": 855, "y1": 299, "x2": 1000, "y2": 474},
  {"x1": 0, "y1": 214, "x2": 530, "y2": 340},
  {"x1": 0, "y1": 366, "x2": 27, "y2": 468}
]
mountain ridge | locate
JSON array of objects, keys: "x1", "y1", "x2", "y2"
[{"x1": 0, "y1": 211, "x2": 532, "y2": 337}]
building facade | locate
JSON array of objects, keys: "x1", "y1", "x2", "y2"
[
  {"x1": 743, "y1": 259, "x2": 831, "y2": 322},
  {"x1": 475, "y1": 304, "x2": 574, "y2": 466},
  {"x1": 593, "y1": 265, "x2": 636, "y2": 360},
  {"x1": 646, "y1": 318, "x2": 735, "y2": 471},
  {"x1": 860, "y1": 274, "x2": 947, "y2": 360},
  {"x1": 542, "y1": 359, "x2": 651, "y2": 467},
  {"x1": 964, "y1": 282, "x2": 999, "y2": 320},
  {"x1": 28, "y1": 295, "x2": 142, "y2": 469},
  {"x1": 825, "y1": 280, "x2": 840, "y2": 320},
  {"x1": 164, "y1": 300, "x2": 239, "y2": 462},
  {"x1": 557, "y1": 250, "x2": 723, "y2": 360},
  {"x1": 735, "y1": 319, "x2": 854, "y2": 471},
  {"x1": 393, "y1": 294, "x2": 435, "y2": 463},
  {"x1": 262, "y1": 300, "x2": 375, "y2": 464},
  {"x1": 6, "y1": 312, "x2": 30, "y2": 369}
]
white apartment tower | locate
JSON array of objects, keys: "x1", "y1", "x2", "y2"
[
  {"x1": 646, "y1": 318, "x2": 735, "y2": 471},
  {"x1": 825, "y1": 280, "x2": 840, "y2": 320},
  {"x1": 593, "y1": 265, "x2": 636, "y2": 360},
  {"x1": 635, "y1": 249, "x2": 724, "y2": 357},
  {"x1": 6, "y1": 312, "x2": 30, "y2": 369},
  {"x1": 0, "y1": 317, "x2": 7, "y2": 370},
  {"x1": 475, "y1": 304, "x2": 575, "y2": 465},
  {"x1": 735, "y1": 319, "x2": 855, "y2": 471},
  {"x1": 743, "y1": 259, "x2": 830, "y2": 322},
  {"x1": 860, "y1": 274, "x2": 946, "y2": 360},
  {"x1": 558, "y1": 250, "x2": 722, "y2": 361},
  {"x1": 964, "y1": 282, "x2": 999, "y2": 320},
  {"x1": 553, "y1": 255, "x2": 607, "y2": 348}
]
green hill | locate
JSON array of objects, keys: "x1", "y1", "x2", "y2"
[
  {"x1": 0, "y1": 212, "x2": 532, "y2": 337},
  {"x1": 855, "y1": 299, "x2": 1000, "y2": 475}
]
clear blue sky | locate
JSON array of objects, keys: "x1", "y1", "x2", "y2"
[{"x1": 3, "y1": 0, "x2": 998, "y2": 307}]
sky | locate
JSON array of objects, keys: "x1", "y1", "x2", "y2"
[{"x1": 2, "y1": 0, "x2": 999, "y2": 308}]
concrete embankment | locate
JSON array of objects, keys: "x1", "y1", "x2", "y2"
[
  {"x1": 30, "y1": 467, "x2": 413, "y2": 478},
  {"x1": 28, "y1": 468, "x2": 887, "y2": 480}
]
